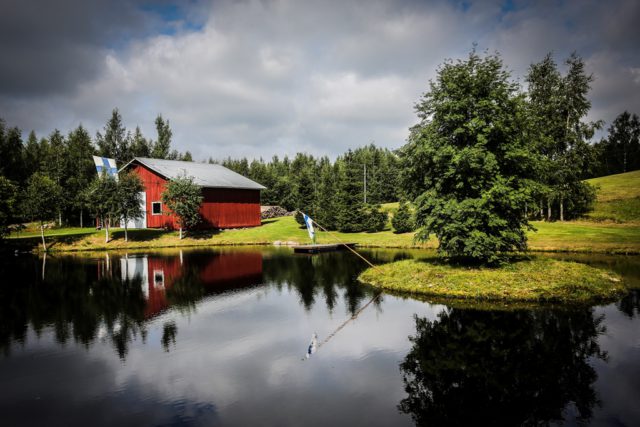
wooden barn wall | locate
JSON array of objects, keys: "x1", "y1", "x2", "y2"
[
  {"x1": 131, "y1": 163, "x2": 261, "y2": 229},
  {"x1": 200, "y1": 188, "x2": 261, "y2": 228},
  {"x1": 199, "y1": 251, "x2": 263, "y2": 291}
]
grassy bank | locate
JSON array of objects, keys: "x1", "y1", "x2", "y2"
[
  {"x1": 358, "y1": 257, "x2": 626, "y2": 304},
  {"x1": 585, "y1": 170, "x2": 640, "y2": 223},
  {"x1": 7, "y1": 215, "x2": 640, "y2": 253}
]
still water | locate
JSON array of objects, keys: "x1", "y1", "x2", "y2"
[{"x1": 0, "y1": 248, "x2": 639, "y2": 426}]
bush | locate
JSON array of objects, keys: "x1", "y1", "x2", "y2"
[
  {"x1": 392, "y1": 201, "x2": 415, "y2": 233},
  {"x1": 364, "y1": 205, "x2": 387, "y2": 232}
]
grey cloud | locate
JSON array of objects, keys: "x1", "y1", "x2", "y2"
[
  {"x1": 0, "y1": 0, "x2": 639, "y2": 160},
  {"x1": 0, "y1": 0, "x2": 181, "y2": 97}
]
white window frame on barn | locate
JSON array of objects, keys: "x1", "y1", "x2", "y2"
[{"x1": 151, "y1": 202, "x2": 162, "y2": 215}]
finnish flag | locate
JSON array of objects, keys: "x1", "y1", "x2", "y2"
[
  {"x1": 302, "y1": 212, "x2": 315, "y2": 242},
  {"x1": 93, "y1": 156, "x2": 118, "y2": 179}
]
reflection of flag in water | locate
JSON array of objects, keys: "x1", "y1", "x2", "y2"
[
  {"x1": 93, "y1": 156, "x2": 118, "y2": 179},
  {"x1": 302, "y1": 212, "x2": 315, "y2": 243},
  {"x1": 306, "y1": 333, "x2": 317, "y2": 359}
]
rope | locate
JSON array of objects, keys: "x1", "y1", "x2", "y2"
[
  {"x1": 317, "y1": 291, "x2": 381, "y2": 349},
  {"x1": 295, "y1": 210, "x2": 383, "y2": 358},
  {"x1": 296, "y1": 210, "x2": 380, "y2": 270}
]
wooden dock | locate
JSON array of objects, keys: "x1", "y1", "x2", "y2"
[{"x1": 293, "y1": 243, "x2": 357, "y2": 254}]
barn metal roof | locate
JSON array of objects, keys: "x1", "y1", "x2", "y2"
[{"x1": 122, "y1": 157, "x2": 266, "y2": 190}]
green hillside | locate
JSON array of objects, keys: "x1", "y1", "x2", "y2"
[{"x1": 585, "y1": 170, "x2": 640, "y2": 223}]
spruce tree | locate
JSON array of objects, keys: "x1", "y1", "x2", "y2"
[
  {"x1": 392, "y1": 201, "x2": 415, "y2": 233},
  {"x1": 96, "y1": 109, "x2": 129, "y2": 165},
  {"x1": 152, "y1": 115, "x2": 172, "y2": 159},
  {"x1": 336, "y1": 150, "x2": 367, "y2": 232}
]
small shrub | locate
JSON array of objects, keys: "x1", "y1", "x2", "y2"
[
  {"x1": 365, "y1": 205, "x2": 387, "y2": 232},
  {"x1": 392, "y1": 201, "x2": 415, "y2": 233}
]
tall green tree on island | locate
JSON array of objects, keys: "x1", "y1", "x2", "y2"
[
  {"x1": 161, "y1": 176, "x2": 203, "y2": 239},
  {"x1": 21, "y1": 173, "x2": 62, "y2": 251},
  {"x1": 401, "y1": 50, "x2": 538, "y2": 264}
]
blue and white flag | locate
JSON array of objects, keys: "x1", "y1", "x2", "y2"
[
  {"x1": 302, "y1": 212, "x2": 315, "y2": 242},
  {"x1": 93, "y1": 156, "x2": 118, "y2": 179}
]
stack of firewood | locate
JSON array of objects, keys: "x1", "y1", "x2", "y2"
[{"x1": 260, "y1": 206, "x2": 292, "y2": 219}]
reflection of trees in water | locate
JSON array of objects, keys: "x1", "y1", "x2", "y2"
[
  {"x1": 617, "y1": 289, "x2": 640, "y2": 318},
  {"x1": 161, "y1": 321, "x2": 178, "y2": 352},
  {"x1": 0, "y1": 256, "x2": 147, "y2": 358},
  {"x1": 263, "y1": 251, "x2": 376, "y2": 315},
  {"x1": 0, "y1": 250, "x2": 269, "y2": 358},
  {"x1": 399, "y1": 308, "x2": 606, "y2": 426}
]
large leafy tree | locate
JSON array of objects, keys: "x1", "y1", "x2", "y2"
[
  {"x1": 527, "y1": 53, "x2": 600, "y2": 220},
  {"x1": 87, "y1": 174, "x2": 119, "y2": 243},
  {"x1": 402, "y1": 50, "x2": 538, "y2": 264},
  {"x1": 21, "y1": 173, "x2": 62, "y2": 251},
  {"x1": 161, "y1": 176, "x2": 203, "y2": 239},
  {"x1": 116, "y1": 172, "x2": 145, "y2": 242}
]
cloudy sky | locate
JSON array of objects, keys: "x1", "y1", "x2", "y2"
[{"x1": 1, "y1": 0, "x2": 639, "y2": 161}]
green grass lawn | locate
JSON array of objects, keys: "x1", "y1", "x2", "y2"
[
  {"x1": 7, "y1": 215, "x2": 640, "y2": 254},
  {"x1": 585, "y1": 170, "x2": 640, "y2": 222}
]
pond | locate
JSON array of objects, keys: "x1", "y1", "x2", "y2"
[{"x1": 0, "y1": 247, "x2": 639, "y2": 426}]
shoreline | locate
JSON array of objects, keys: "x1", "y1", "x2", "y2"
[{"x1": 6, "y1": 216, "x2": 640, "y2": 255}]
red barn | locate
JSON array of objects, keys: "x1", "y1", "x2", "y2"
[{"x1": 121, "y1": 157, "x2": 265, "y2": 229}]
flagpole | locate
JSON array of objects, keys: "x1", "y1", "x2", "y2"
[{"x1": 297, "y1": 210, "x2": 379, "y2": 270}]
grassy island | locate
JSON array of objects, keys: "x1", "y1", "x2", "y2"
[{"x1": 358, "y1": 257, "x2": 626, "y2": 304}]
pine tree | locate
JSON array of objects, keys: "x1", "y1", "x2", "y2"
[
  {"x1": 43, "y1": 129, "x2": 68, "y2": 226},
  {"x1": 392, "y1": 201, "x2": 415, "y2": 233},
  {"x1": 66, "y1": 125, "x2": 96, "y2": 227},
  {"x1": 130, "y1": 126, "x2": 152, "y2": 158},
  {"x1": 96, "y1": 109, "x2": 129, "y2": 165},
  {"x1": 0, "y1": 176, "x2": 17, "y2": 240},
  {"x1": 152, "y1": 115, "x2": 172, "y2": 159},
  {"x1": 0, "y1": 120, "x2": 25, "y2": 184},
  {"x1": 336, "y1": 150, "x2": 367, "y2": 232}
]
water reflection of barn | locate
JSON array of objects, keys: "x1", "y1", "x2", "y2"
[{"x1": 120, "y1": 251, "x2": 263, "y2": 319}]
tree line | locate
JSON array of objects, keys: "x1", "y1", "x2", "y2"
[
  {"x1": 0, "y1": 109, "x2": 190, "y2": 240},
  {"x1": 215, "y1": 145, "x2": 401, "y2": 232}
]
